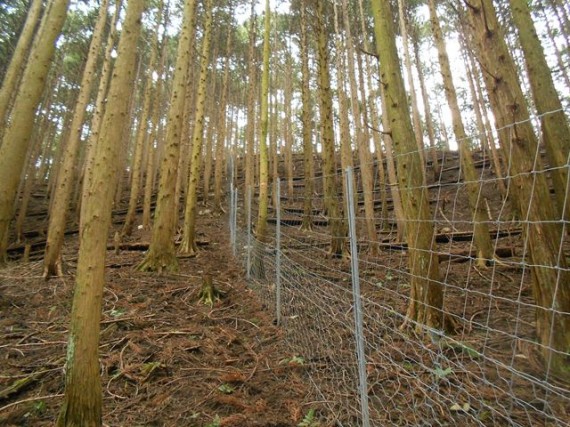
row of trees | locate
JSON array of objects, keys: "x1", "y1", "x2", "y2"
[{"x1": 0, "y1": 0, "x2": 569, "y2": 423}]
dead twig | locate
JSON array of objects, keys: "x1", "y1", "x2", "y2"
[{"x1": 0, "y1": 393, "x2": 63, "y2": 413}]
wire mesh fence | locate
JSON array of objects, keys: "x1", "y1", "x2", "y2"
[{"x1": 228, "y1": 115, "x2": 570, "y2": 426}]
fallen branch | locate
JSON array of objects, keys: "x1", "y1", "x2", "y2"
[{"x1": 0, "y1": 393, "x2": 63, "y2": 413}]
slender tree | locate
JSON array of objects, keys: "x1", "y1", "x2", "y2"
[
  {"x1": 428, "y1": 0, "x2": 494, "y2": 267},
  {"x1": 342, "y1": 0, "x2": 377, "y2": 254},
  {"x1": 466, "y1": 0, "x2": 570, "y2": 379},
  {"x1": 56, "y1": 0, "x2": 144, "y2": 424},
  {"x1": 142, "y1": 30, "x2": 169, "y2": 230},
  {"x1": 244, "y1": 2, "x2": 257, "y2": 197},
  {"x1": 179, "y1": 0, "x2": 213, "y2": 256},
  {"x1": 122, "y1": 3, "x2": 162, "y2": 236},
  {"x1": 0, "y1": 0, "x2": 43, "y2": 141},
  {"x1": 332, "y1": 1, "x2": 355, "y2": 212},
  {"x1": 315, "y1": 0, "x2": 344, "y2": 256},
  {"x1": 43, "y1": 0, "x2": 110, "y2": 277},
  {"x1": 299, "y1": 2, "x2": 313, "y2": 231},
  {"x1": 137, "y1": 0, "x2": 196, "y2": 271},
  {"x1": 509, "y1": 0, "x2": 570, "y2": 219},
  {"x1": 250, "y1": 0, "x2": 271, "y2": 277},
  {"x1": 79, "y1": 0, "x2": 121, "y2": 217},
  {"x1": 0, "y1": 0, "x2": 70, "y2": 264},
  {"x1": 213, "y1": 27, "x2": 232, "y2": 213},
  {"x1": 397, "y1": 0, "x2": 426, "y2": 179},
  {"x1": 372, "y1": 0, "x2": 443, "y2": 330}
]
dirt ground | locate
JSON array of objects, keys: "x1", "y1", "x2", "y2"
[
  {"x1": 0, "y1": 213, "x2": 314, "y2": 427},
  {"x1": 2, "y1": 150, "x2": 570, "y2": 426}
]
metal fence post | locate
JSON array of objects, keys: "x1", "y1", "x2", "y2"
[
  {"x1": 345, "y1": 167, "x2": 370, "y2": 427},
  {"x1": 246, "y1": 185, "x2": 252, "y2": 281},
  {"x1": 230, "y1": 184, "x2": 234, "y2": 251},
  {"x1": 276, "y1": 179, "x2": 282, "y2": 325}
]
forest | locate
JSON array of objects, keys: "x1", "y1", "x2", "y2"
[{"x1": 0, "y1": 0, "x2": 569, "y2": 425}]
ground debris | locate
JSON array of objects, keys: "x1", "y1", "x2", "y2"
[{"x1": 0, "y1": 215, "x2": 310, "y2": 426}]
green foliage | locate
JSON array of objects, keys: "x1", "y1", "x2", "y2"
[
  {"x1": 279, "y1": 355, "x2": 305, "y2": 366},
  {"x1": 298, "y1": 409, "x2": 320, "y2": 427},
  {"x1": 33, "y1": 400, "x2": 46, "y2": 414},
  {"x1": 140, "y1": 361, "x2": 165, "y2": 376},
  {"x1": 433, "y1": 366, "x2": 453, "y2": 379},
  {"x1": 109, "y1": 308, "x2": 126, "y2": 318},
  {"x1": 217, "y1": 383, "x2": 235, "y2": 394}
]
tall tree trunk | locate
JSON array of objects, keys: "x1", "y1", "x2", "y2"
[
  {"x1": 372, "y1": 0, "x2": 443, "y2": 330},
  {"x1": 80, "y1": 0, "x2": 121, "y2": 217},
  {"x1": 0, "y1": 0, "x2": 70, "y2": 264},
  {"x1": 535, "y1": 2, "x2": 570, "y2": 92},
  {"x1": 214, "y1": 30, "x2": 232, "y2": 213},
  {"x1": 509, "y1": 0, "x2": 570, "y2": 220},
  {"x1": 202, "y1": 75, "x2": 216, "y2": 207},
  {"x1": 174, "y1": 28, "x2": 198, "y2": 218},
  {"x1": 463, "y1": 42, "x2": 507, "y2": 195},
  {"x1": 56, "y1": 0, "x2": 143, "y2": 424},
  {"x1": 411, "y1": 32, "x2": 439, "y2": 182},
  {"x1": 0, "y1": 0, "x2": 43, "y2": 142},
  {"x1": 284, "y1": 52, "x2": 294, "y2": 198},
  {"x1": 379, "y1": 82, "x2": 406, "y2": 242},
  {"x1": 244, "y1": 2, "x2": 257, "y2": 200},
  {"x1": 342, "y1": 0, "x2": 377, "y2": 254},
  {"x1": 15, "y1": 118, "x2": 55, "y2": 243},
  {"x1": 121, "y1": 4, "x2": 161, "y2": 236},
  {"x1": 332, "y1": 2, "x2": 354, "y2": 213},
  {"x1": 299, "y1": 3, "x2": 313, "y2": 232},
  {"x1": 397, "y1": 0, "x2": 426, "y2": 182},
  {"x1": 462, "y1": 48, "x2": 492, "y2": 155},
  {"x1": 429, "y1": 0, "x2": 494, "y2": 267},
  {"x1": 251, "y1": 0, "x2": 271, "y2": 278},
  {"x1": 316, "y1": 0, "x2": 344, "y2": 256},
  {"x1": 137, "y1": 0, "x2": 195, "y2": 272},
  {"x1": 142, "y1": 33, "x2": 170, "y2": 231},
  {"x1": 178, "y1": 0, "x2": 213, "y2": 256},
  {"x1": 357, "y1": 0, "x2": 389, "y2": 233},
  {"x1": 466, "y1": 0, "x2": 570, "y2": 380},
  {"x1": 270, "y1": 91, "x2": 278, "y2": 211},
  {"x1": 43, "y1": 0, "x2": 109, "y2": 278}
]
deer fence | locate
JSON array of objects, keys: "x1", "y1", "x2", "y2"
[{"x1": 228, "y1": 112, "x2": 570, "y2": 426}]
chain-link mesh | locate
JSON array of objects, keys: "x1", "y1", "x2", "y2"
[{"x1": 229, "y1": 111, "x2": 570, "y2": 426}]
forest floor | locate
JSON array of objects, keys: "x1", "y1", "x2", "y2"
[
  {"x1": 2, "y1": 151, "x2": 570, "y2": 426},
  {"x1": 0, "y1": 211, "x2": 313, "y2": 427}
]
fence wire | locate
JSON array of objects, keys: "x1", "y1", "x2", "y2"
[{"x1": 228, "y1": 113, "x2": 570, "y2": 426}]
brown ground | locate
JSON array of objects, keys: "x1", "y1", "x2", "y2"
[
  {"x1": 2, "y1": 150, "x2": 570, "y2": 426},
  {"x1": 0, "y1": 213, "x2": 313, "y2": 427}
]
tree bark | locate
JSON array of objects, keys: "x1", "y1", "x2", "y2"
[
  {"x1": 466, "y1": 0, "x2": 570, "y2": 380},
  {"x1": 137, "y1": 0, "x2": 196, "y2": 272},
  {"x1": 56, "y1": 0, "x2": 143, "y2": 424},
  {"x1": 244, "y1": 3, "x2": 257, "y2": 200},
  {"x1": 214, "y1": 29, "x2": 232, "y2": 212},
  {"x1": 251, "y1": 0, "x2": 271, "y2": 278},
  {"x1": 509, "y1": 0, "x2": 570, "y2": 220},
  {"x1": 43, "y1": 0, "x2": 110, "y2": 278},
  {"x1": 121, "y1": 4, "x2": 161, "y2": 237},
  {"x1": 315, "y1": 0, "x2": 344, "y2": 256},
  {"x1": 397, "y1": 0, "x2": 426, "y2": 182},
  {"x1": 342, "y1": 0, "x2": 377, "y2": 254},
  {"x1": 0, "y1": 0, "x2": 43, "y2": 142},
  {"x1": 372, "y1": 0, "x2": 443, "y2": 330},
  {"x1": 299, "y1": 4, "x2": 313, "y2": 232},
  {"x1": 429, "y1": 0, "x2": 494, "y2": 267},
  {"x1": 178, "y1": 0, "x2": 213, "y2": 257},
  {"x1": 0, "y1": 0, "x2": 70, "y2": 265}
]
